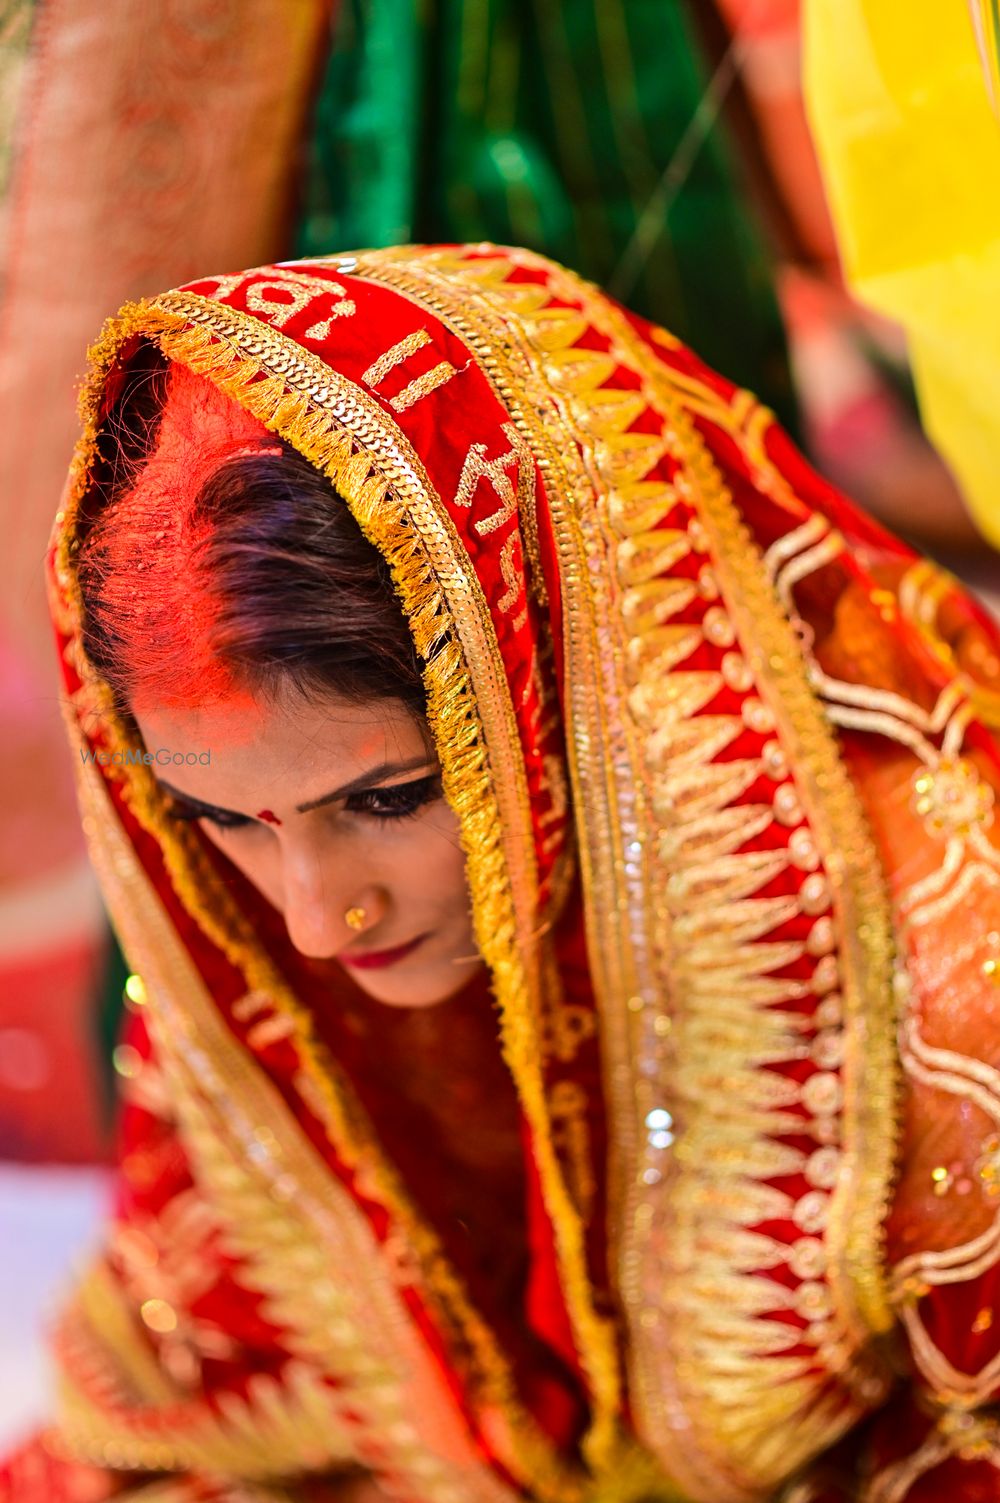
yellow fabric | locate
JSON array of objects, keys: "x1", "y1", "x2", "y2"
[{"x1": 803, "y1": 0, "x2": 1000, "y2": 545}]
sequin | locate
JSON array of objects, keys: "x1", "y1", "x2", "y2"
[
  {"x1": 796, "y1": 1281, "x2": 833, "y2": 1320},
  {"x1": 975, "y1": 1134, "x2": 1000, "y2": 1198},
  {"x1": 124, "y1": 973, "x2": 147, "y2": 1007},
  {"x1": 812, "y1": 1030, "x2": 844, "y2": 1070},
  {"x1": 793, "y1": 1191, "x2": 829, "y2": 1233},
  {"x1": 789, "y1": 827, "x2": 820, "y2": 871},
  {"x1": 805, "y1": 1318, "x2": 833, "y2": 1348},
  {"x1": 721, "y1": 651, "x2": 753, "y2": 691},
  {"x1": 762, "y1": 738, "x2": 789, "y2": 780},
  {"x1": 800, "y1": 872, "x2": 832, "y2": 915},
  {"x1": 703, "y1": 606, "x2": 736, "y2": 648},
  {"x1": 687, "y1": 517, "x2": 710, "y2": 554},
  {"x1": 806, "y1": 1146, "x2": 841, "y2": 1189},
  {"x1": 697, "y1": 563, "x2": 719, "y2": 600},
  {"x1": 140, "y1": 1297, "x2": 178, "y2": 1334},
  {"x1": 806, "y1": 917, "x2": 835, "y2": 957},
  {"x1": 773, "y1": 784, "x2": 803, "y2": 826},
  {"x1": 742, "y1": 697, "x2": 776, "y2": 734},
  {"x1": 931, "y1": 1165, "x2": 953, "y2": 1197},
  {"x1": 113, "y1": 1043, "x2": 142, "y2": 1079},
  {"x1": 812, "y1": 955, "x2": 840, "y2": 995},
  {"x1": 788, "y1": 1238, "x2": 827, "y2": 1280},
  {"x1": 802, "y1": 1072, "x2": 842, "y2": 1116}
]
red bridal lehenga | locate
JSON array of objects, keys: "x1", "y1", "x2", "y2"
[{"x1": 4, "y1": 245, "x2": 1000, "y2": 1503}]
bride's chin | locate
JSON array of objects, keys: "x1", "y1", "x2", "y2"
[{"x1": 357, "y1": 965, "x2": 488, "y2": 1010}]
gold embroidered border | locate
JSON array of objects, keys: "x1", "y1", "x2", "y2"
[
  {"x1": 635, "y1": 341, "x2": 898, "y2": 1352},
  {"x1": 505, "y1": 253, "x2": 846, "y2": 1493},
  {"x1": 559, "y1": 269, "x2": 900, "y2": 1483},
  {"x1": 548, "y1": 261, "x2": 900, "y2": 1340},
  {"x1": 676, "y1": 419, "x2": 899, "y2": 1343}
]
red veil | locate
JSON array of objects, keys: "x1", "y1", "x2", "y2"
[{"x1": 6, "y1": 246, "x2": 1000, "y2": 1502}]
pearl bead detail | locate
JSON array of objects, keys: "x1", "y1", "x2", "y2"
[
  {"x1": 773, "y1": 784, "x2": 803, "y2": 826},
  {"x1": 800, "y1": 872, "x2": 831, "y2": 915},
  {"x1": 789, "y1": 827, "x2": 820, "y2": 871},
  {"x1": 703, "y1": 606, "x2": 736, "y2": 648},
  {"x1": 742, "y1": 697, "x2": 775, "y2": 734}
]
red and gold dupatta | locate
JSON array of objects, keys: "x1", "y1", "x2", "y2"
[{"x1": 9, "y1": 246, "x2": 1000, "y2": 1502}]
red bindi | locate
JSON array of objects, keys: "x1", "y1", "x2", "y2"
[{"x1": 256, "y1": 808, "x2": 282, "y2": 826}]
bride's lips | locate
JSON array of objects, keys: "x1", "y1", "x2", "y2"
[{"x1": 339, "y1": 933, "x2": 427, "y2": 970}]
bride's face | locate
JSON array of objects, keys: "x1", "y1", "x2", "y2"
[{"x1": 133, "y1": 689, "x2": 485, "y2": 1008}]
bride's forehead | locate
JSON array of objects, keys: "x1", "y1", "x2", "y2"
[{"x1": 135, "y1": 692, "x2": 426, "y2": 757}]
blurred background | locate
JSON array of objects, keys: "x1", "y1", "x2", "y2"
[{"x1": 0, "y1": 0, "x2": 997, "y2": 1452}]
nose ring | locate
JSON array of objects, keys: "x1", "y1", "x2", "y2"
[{"x1": 344, "y1": 905, "x2": 367, "y2": 932}]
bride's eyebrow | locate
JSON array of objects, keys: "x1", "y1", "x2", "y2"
[
  {"x1": 157, "y1": 755, "x2": 437, "y2": 821},
  {"x1": 295, "y1": 757, "x2": 436, "y2": 813}
]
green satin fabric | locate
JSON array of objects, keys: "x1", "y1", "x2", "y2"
[{"x1": 296, "y1": 0, "x2": 797, "y2": 429}]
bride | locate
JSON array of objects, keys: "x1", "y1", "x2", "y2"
[{"x1": 4, "y1": 244, "x2": 1000, "y2": 1502}]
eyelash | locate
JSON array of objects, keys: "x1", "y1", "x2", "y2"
[{"x1": 166, "y1": 774, "x2": 442, "y2": 831}]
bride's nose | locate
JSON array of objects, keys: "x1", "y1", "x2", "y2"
[{"x1": 279, "y1": 838, "x2": 385, "y2": 958}]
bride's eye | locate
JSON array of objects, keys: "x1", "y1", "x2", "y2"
[
  {"x1": 165, "y1": 799, "x2": 251, "y2": 831},
  {"x1": 347, "y1": 773, "x2": 442, "y2": 822},
  {"x1": 162, "y1": 772, "x2": 443, "y2": 830}
]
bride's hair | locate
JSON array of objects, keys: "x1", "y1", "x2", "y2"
[{"x1": 76, "y1": 343, "x2": 428, "y2": 722}]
